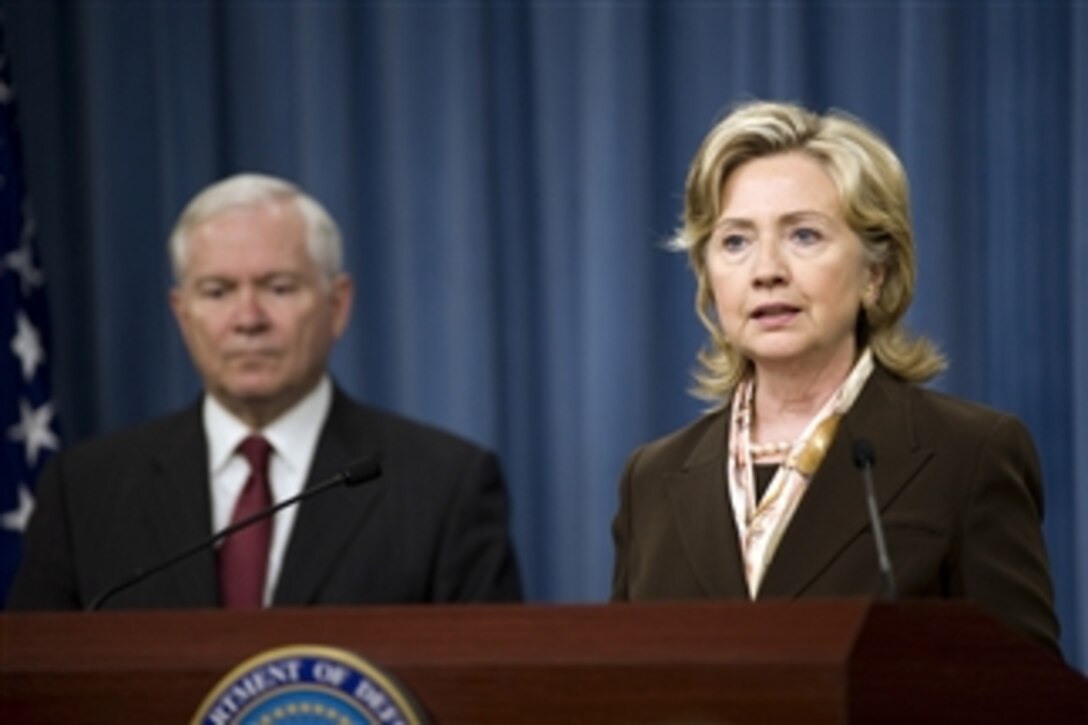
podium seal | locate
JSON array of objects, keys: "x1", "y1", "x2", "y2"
[{"x1": 192, "y1": 644, "x2": 428, "y2": 724}]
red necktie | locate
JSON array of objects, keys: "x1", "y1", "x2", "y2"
[{"x1": 218, "y1": 435, "x2": 273, "y2": 609}]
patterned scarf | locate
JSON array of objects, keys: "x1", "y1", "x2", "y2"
[{"x1": 727, "y1": 348, "x2": 874, "y2": 597}]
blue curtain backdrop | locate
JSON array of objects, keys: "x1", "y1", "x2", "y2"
[{"x1": 6, "y1": 1, "x2": 1086, "y2": 668}]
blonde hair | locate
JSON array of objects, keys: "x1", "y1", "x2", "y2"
[{"x1": 673, "y1": 100, "x2": 944, "y2": 404}]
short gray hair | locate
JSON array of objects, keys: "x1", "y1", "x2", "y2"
[{"x1": 168, "y1": 173, "x2": 343, "y2": 283}]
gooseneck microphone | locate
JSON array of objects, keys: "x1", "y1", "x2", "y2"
[
  {"x1": 87, "y1": 457, "x2": 382, "y2": 611},
  {"x1": 851, "y1": 439, "x2": 897, "y2": 600}
]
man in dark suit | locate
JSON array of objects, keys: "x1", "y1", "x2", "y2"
[{"x1": 9, "y1": 173, "x2": 522, "y2": 610}]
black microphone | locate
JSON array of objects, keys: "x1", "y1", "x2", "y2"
[
  {"x1": 851, "y1": 439, "x2": 897, "y2": 600},
  {"x1": 87, "y1": 457, "x2": 381, "y2": 611}
]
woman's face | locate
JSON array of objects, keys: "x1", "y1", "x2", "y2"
[{"x1": 705, "y1": 152, "x2": 881, "y2": 378}]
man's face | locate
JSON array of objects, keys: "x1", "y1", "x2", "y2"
[{"x1": 170, "y1": 200, "x2": 352, "y2": 427}]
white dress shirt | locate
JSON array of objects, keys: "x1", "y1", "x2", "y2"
[{"x1": 204, "y1": 376, "x2": 332, "y2": 605}]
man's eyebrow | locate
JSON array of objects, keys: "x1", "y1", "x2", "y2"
[
  {"x1": 192, "y1": 275, "x2": 233, "y2": 286},
  {"x1": 257, "y1": 271, "x2": 305, "y2": 283}
]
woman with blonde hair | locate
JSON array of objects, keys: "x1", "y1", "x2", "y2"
[{"x1": 611, "y1": 100, "x2": 1059, "y2": 654}]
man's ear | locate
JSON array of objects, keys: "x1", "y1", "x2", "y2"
[
  {"x1": 169, "y1": 286, "x2": 185, "y2": 326},
  {"x1": 330, "y1": 274, "x2": 354, "y2": 338},
  {"x1": 169, "y1": 286, "x2": 197, "y2": 348}
]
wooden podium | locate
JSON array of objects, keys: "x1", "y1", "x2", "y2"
[{"x1": 2, "y1": 600, "x2": 1085, "y2": 723}]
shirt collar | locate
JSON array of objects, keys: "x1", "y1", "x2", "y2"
[{"x1": 203, "y1": 376, "x2": 334, "y2": 476}]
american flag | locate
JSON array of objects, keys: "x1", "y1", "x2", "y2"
[{"x1": 1, "y1": 14, "x2": 60, "y2": 606}]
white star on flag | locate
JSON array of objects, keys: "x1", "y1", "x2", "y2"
[
  {"x1": 1, "y1": 236, "x2": 43, "y2": 295},
  {"x1": 10, "y1": 309, "x2": 43, "y2": 381},
  {"x1": 0, "y1": 484, "x2": 35, "y2": 533},
  {"x1": 2, "y1": 18, "x2": 62, "y2": 604},
  {"x1": 7, "y1": 399, "x2": 60, "y2": 467}
]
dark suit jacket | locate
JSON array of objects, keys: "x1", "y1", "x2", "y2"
[
  {"x1": 612, "y1": 366, "x2": 1060, "y2": 653},
  {"x1": 9, "y1": 387, "x2": 522, "y2": 609}
]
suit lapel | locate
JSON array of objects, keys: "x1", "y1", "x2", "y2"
[
  {"x1": 273, "y1": 389, "x2": 383, "y2": 606},
  {"x1": 666, "y1": 410, "x2": 749, "y2": 597},
  {"x1": 140, "y1": 405, "x2": 219, "y2": 607},
  {"x1": 758, "y1": 369, "x2": 934, "y2": 598}
]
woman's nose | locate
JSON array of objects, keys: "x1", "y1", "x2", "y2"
[{"x1": 751, "y1": 239, "x2": 788, "y2": 288}]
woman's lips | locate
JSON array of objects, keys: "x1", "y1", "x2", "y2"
[{"x1": 751, "y1": 304, "x2": 800, "y2": 327}]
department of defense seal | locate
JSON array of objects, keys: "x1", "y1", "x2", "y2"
[{"x1": 192, "y1": 644, "x2": 428, "y2": 725}]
